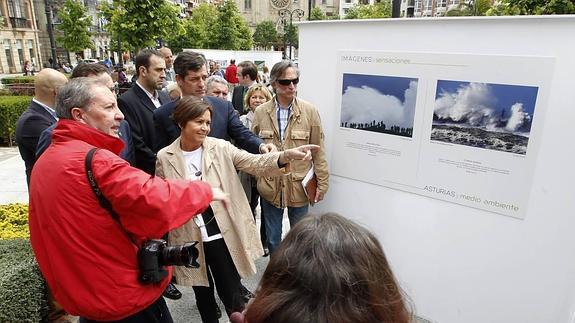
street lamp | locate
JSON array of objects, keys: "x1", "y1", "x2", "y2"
[
  {"x1": 278, "y1": 8, "x2": 304, "y2": 60},
  {"x1": 44, "y1": 0, "x2": 58, "y2": 68}
]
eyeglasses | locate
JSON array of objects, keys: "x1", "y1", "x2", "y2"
[{"x1": 277, "y1": 78, "x2": 299, "y2": 86}]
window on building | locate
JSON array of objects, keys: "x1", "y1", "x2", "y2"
[
  {"x1": 7, "y1": 0, "x2": 29, "y2": 28},
  {"x1": 16, "y1": 39, "x2": 23, "y2": 67},
  {"x1": 245, "y1": 0, "x2": 251, "y2": 9},
  {"x1": 4, "y1": 40, "x2": 14, "y2": 68},
  {"x1": 27, "y1": 39, "x2": 34, "y2": 63}
]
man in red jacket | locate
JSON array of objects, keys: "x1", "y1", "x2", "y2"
[
  {"x1": 225, "y1": 58, "x2": 239, "y2": 87},
  {"x1": 29, "y1": 77, "x2": 229, "y2": 322}
]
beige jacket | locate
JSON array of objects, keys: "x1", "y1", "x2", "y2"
[
  {"x1": 252, "y1": 97, "x2": 329, "y2": 208},
  {"x1": 155, "y1": 137, "x2": 286, "y2": 286}
]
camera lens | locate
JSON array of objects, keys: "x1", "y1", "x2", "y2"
[{"x1": 160, "y1": 241, "x2": 200, "y2": 268}]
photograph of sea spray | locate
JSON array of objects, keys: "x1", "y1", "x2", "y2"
[
  {"x1": 340, "y1": 73, "x2": 418, "y2": 138},
  {"x1": 431, "y1": 80, "x2": 539, "y2": 155}
]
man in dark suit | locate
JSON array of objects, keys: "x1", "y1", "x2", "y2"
[
  {"x1": 231, "y1": 61, "x2": 258, "y2": 115},
  {"x1": 118, "y1": 49, "x2": 171, "y2": 175},
  {"x1": 15, "y1": 68, "x2": 68, "y2": 187},
  {"x1": 36, "y1": 63, "x2": 135, "y2": 166},
  {"x1": 154, "y1": 52, "x2": 273, "y2": 155}
]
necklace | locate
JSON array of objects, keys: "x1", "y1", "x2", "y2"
[{"x1": 188, "y1": 162, "x2": 202, "y2": 177}]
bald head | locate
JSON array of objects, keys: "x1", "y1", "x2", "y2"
[
  {"x1": 159, "y1": 47, "x2": 173, "y2": 69},
  {"x1": 35, "y1": 68, "x2": 68, "y2": 108}
]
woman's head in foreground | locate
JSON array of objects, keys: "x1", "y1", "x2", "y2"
[{"x1": 245, "y1": 212, "x2": 411, "y2": 323}]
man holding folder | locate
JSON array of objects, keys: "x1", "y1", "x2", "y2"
[{"x1": 252, "y1": 60, "x2": 329, "y2": 255}]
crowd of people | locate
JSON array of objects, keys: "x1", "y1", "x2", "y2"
[{"x1": 14, "y1": 47, "x2": 412, "y2": 323}]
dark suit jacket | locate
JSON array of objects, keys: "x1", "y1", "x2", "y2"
[
  {"x1": 232, "y1": 85, "x2": 247, "y2": 115},
  {"x1": 15, "y1": 100, "x2": 56, "y2": 187},
  {"x1": 118, "y1": 84, "x2": 171, "y2": 175},
  {"x1": 153, "y1": 96, "x2": 263, "y2": 154},
  {"x1": 36, "y1": 120, "x2": 135, "y2": 166}
]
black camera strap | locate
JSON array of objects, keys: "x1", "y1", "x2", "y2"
[{"x1": 85, "y1": 148, "x2": 138, "y2": 245}]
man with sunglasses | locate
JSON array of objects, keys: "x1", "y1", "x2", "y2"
[{"x1": 252, "y1": 60, "x2": 330, "y2": 255}]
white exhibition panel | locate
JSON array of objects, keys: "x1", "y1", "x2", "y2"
[{"x1": 297, "y1": 16, "x2": 575, "y2": 323}]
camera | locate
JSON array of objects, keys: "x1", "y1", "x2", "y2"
[{"x1": 138, "y1": 239, "x2": 200, "y2": 284}]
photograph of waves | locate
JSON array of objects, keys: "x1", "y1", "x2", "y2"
[{"x1": 431, "y1": 80, "x2": 539, "y2": 155}]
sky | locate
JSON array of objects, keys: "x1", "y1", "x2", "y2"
[
  {"x1": 342, "y1": 73, "x2": 415, "y2": 103},
  {"x1": 340, "y1": 73, "x2": 418, "y2": 128}
]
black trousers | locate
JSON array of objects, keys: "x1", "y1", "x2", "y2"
[
  {"x1": 192, "y1": 238, "x2": 244, "y2": 323},
  {"x1": 248, "y1": 187, "x2": 267, "y2": 249},
  {"x1": 79, "y1": 296, "x2": 172, "y2": 323}
]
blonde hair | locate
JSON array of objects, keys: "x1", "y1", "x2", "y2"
[{"x1": 244, "y1": 84, "x2": 272, "y2": 112}]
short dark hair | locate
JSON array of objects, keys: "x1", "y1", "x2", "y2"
[
  {"x1": 135, "y1": 49, "x2": 162, "y2": 76},
  {"x1": 270, "y1": 60, "x2": 299, "y2": 84},
  {"x1": 238, "y1": 61, "x2": 258, "y2": 81},
  {"x1": 173, "y1": 96, "x2": 213, "y2": 128},
  {"x1": 173, "y1": 51, "x2": 207, "y2": 79},
  {"x1": 71, "y1": 63, "x2": 109, "y2": 78},
  {"x1": 245, "y1": 213, "x2": 412, "y2": 323},
  {"x1": 230, "y1": 59, "x2": 235, "y2": 64}
]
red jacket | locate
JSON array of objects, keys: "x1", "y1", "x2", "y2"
[
  {"x1": 29, "y1": 120, "x2": 213, "y2": 320},
  {"x1": 225, "y1": 63, "x2": 238, "y2": 84}
]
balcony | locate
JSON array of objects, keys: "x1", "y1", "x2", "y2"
[{"x1": 9, "y1": 17, "x2": 31, "y2": 29}]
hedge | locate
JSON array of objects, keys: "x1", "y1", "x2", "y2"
[
  {"x1": 1, "y1": 76, "x2": 35, "y2": 85},
  {"x1": 0, "y1": 96, "x2": 32, "y2": 146},
  {"x1": 0, "y1": 204, "x2": 49, "y2": 322},
  {"x1": 0, "y1": 239, "x2": 48, "y2": 322}
]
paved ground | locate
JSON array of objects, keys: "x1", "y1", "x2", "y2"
[{"x1": 0, "y1": 146, "x2": 279, "y2": 323}]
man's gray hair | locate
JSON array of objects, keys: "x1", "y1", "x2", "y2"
[
  {"x1": 55, "y1": 77, "x2": 108, "y2": 119},
  {"x1": 206, "y1": 75, "x2": 228, "y2": 91},
  {"x1": 270, "y1": 60, "x2": 299, "y2": 84}
]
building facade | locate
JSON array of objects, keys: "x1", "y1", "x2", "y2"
[
  {"x1": 339, "y1": 0, "x2": 372, "y2": 17},
  {"x1": 0, "y1": 0, "x2": 43, "y2": 73}
]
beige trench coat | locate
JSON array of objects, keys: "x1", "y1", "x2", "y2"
[{"x1": 155, "y1": 136, "x2": 286, "y2": 287}]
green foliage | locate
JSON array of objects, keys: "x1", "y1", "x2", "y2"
[
  {"x1": 283, "y1": 24, "x2": 299, "y2": 49},
  {"x1": 445, "y1": 0, "x2": 492, "y2": 15},
  {"x1": 1, "y1": 76, "x2": 35, "y2": 85},
  {"x1": 310, "y1": 6, "x2": 327, "y2": 20},
  {"x1": 208, "y1": 0, "x2": 253, "y2": 50},
  {"x1": 166, "y1": 4, "x2": 219, "y2": 52},
  {"x1": 345, "y1": 0, "x2": 391, "y2": 19},
  {"x1": 100, "y1": 0, "x2": 184, "y2": 51},
  {"x1": 0, "y1": 96, "x2": 32, "y2": 146},
  {"x1": 0, "y1": 204, "x2": 29, "y2": 239},
  {"x1": 488, "y1": 0, "x2": 575, "y2": 15},
  {"x1": 56, "y1": 0, "x2": 94, "y2": 53},
  {"x1": 253, "y1": 21, "x2": 278, "y2": 50},
  {"x1": 0, "y1": 238, "x2": 48, "y2": 322}
]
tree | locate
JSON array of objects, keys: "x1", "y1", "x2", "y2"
[
  {"x1": 253, "y1": 21, "x2": 278, "y2": 50},
  {"x1": 165, "y1": 4, "x2": 218, "y2": 52},
  {"x1": 310, "y1": 6, "x2": 327, "y2": 20},
  {"x1": 488, "y1": 0, "x2": 575, "y2": 15},
  {"x1": 345, "y1": 0, "x2": 392, "y2": 19},
  {"x1": 100, "y1": 0, "x2": 183, "y2": 51},
  {"x1": 209, "y1": 0, "x2": 253, "y2": 50},
  {"x1": 56, "y1": 0, "x2": 94, "y2": 53},
  {"x1": 446, "y1": 0, "x2": 493, "y2": 16}
]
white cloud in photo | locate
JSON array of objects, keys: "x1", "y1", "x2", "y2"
[
  {"x1": 341, "y1": 80, "x2": 417, "y2": 128},
  {"x1": 434, "y1": 82, "x2": 497, "y2": 127}
]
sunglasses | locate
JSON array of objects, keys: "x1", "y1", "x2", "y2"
[{"x1": 277, "y1": 78, "x2": 299, "y2": 86}]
